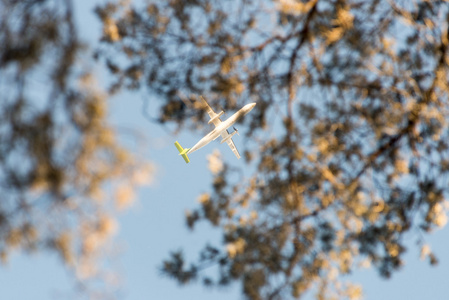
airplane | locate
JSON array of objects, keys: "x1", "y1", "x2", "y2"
[{"x1": 175, "y1": 96, "x2": 256, "y2": 163}]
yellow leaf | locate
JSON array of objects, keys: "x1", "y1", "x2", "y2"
[
  {"x1": 115, "y1": 184, "x2": 135, "y2": 210},
  {"x1": 226, "y1": 238, "x2": 246, "y2": 258},
  {"x1": 420, "y1": 244, "x2": 431, "y2": 260}
]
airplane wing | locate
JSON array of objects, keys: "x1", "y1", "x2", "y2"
[
  {"x1": 221, "y1": 130, "x2": 241, "y2": 159},
  {"x1": 200, "y1": 96, "x2": 223, "y2": 127},
  {"x1": 199, "y1": 96, "x2": 240, "y2": 159}
]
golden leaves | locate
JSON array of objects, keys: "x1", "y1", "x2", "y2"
[
  {"x1": 322, "y1": 166, "x2": 337, "y2": 185},
  {"x1": 276, "y1": 0, "x2": 318, "y2": 16},
  {"x1": 220, "y1": 56, "x2": 232, "y2": 75},
  {"x1": 226, "y1": 238, "x2": 246, "y2": 258},
  {"x1": 77, "y1": 215, "x2": 119, "y2": 279},
  {"x1": 212, "y1": 75, "x2": 246, "y2": 99},
  {"x1": 386, "y1": 243, "x2": 400, "y2": 258},
  {"x1": 358, "y1": 258, "x2": 371, "y2": 269},
  {"x1": 207, "y1": 20, "x2": 221, "y2": 36},
  {"x1": 6, "y1": 229, "x2": 22, "y2": 249},
  {"x1": 427, "y1": 202, "x2": 448, "y2": 228},
  {"x1": 394, "y1": 159, "x2": 409, "y2": 174},
  {"x1": 324, "y1": 5, "x2": 354, "y2": 45},
  {"x1": 146, "y1": 3, "x2": 158, "y2": 15},
  {"x1": 55, "y1": 232, "x2": 74, "y2": 265},
  {"x1": 132, "y1": 163, "x2": 155, "y2": 186},
  {"x1": 334, "y1": 6, "x2": 354, "y2": 29},
  {"x1": 207, "y1": 149, "x2": 224, "y2": 175},
  {"x1": 100, "y1": 0, "x2": 449, "y2": 299},
  {"x1": 420, "y1": 244, "x2": 438, "y2": 265},
  {"x1": 220, "y1": 54, "x2": 244, "y2": 75},
  {"x1": 420, "y1": 244, "x2": 431, "y2": 260},
  {"x1": 345, "y1": 284, "x2": 363, "y2": 300},
  {"x1": 338, "y1": 248, "x2": 355, "y2": 274},
  {"x1": 103, "y1": 18, "x2": 121, "y2": 42},
  {"x1": 197, "y1": 193, "x2": 211, "y2": 204},
  {"x1": 292, "y1": 279, "x2": 310, "y2": 298},
  {"x1": 0, "y1": 0, "x2": 161, "y2": 296},
  {"x1": 233, "y1": 77, "x2": 246, "y2": 95},
  {"x1": 0, "y1": 60, "x2": 154, "y2": 284},
  {"x1": 370, "y1": 198, "x2": 385, "y2": 215},
  {"x1": 113, "y1": 161, "x2": 154, "y2": 210},
  {"x1": 115, "y1": 184, "x2": 136, "y2": 210},
  {"x1": 324, "y1": 27, "x2": 345, "y2": 45}
]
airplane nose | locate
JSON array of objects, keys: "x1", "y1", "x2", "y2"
[
  {"x1": 242, "y1": 102, "x2": 256, "y2": 114},
  {"x1": 247, "y1": 103, "x2": 256, "y2": 110}
]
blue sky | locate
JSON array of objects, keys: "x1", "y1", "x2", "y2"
[{"x1": 1, "y1": 1, "x2": 448, "y2": 299}]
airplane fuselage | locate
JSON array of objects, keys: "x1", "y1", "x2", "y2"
[{"x1": 187, "y1": 102, "x2": 256, "y2": 155}]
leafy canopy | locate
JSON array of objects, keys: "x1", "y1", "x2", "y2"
[
  {"x1": 0, "y1": 0, "x2": 152, "y2": 289},
  {"x1": 98, "y1": 0, "x2": 449, "y2": 299},
  {"x1": 1, "y1": 0, "x2": 449, "y2": 299}
]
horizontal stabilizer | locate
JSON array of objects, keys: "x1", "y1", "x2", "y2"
[{"x1": 174, "y1": 141, "x2": 190, "y2": 163}]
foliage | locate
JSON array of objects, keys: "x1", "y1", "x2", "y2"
[
  {"x1": 0, "y1": 0, "x2": 152, "y2": 290},
  {"x1": 2, "y1": 0, "x2": 449, "y2": 299},
  {"x1": 98, "y1": 0, "x2": 449, "y2": 299}
]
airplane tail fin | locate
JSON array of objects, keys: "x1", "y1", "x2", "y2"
[{"x1": 175, "y1": 141, "x2": 190, "y2": 163}]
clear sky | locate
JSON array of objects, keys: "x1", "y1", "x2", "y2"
[{"x1": 1, "y1": 1, "x2": 448, "y2": 300}]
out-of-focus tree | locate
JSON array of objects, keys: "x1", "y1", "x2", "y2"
[
  {"x1": 97, "y1": 0, "x2": 449, "y2": 299},
  {"x1": 0, "y1": 0, "x2": 152, "y2": 292}
]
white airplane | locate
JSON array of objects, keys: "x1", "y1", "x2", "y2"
[{"x1": 175, "y1": 96, "x2": 256, "y2": 163}]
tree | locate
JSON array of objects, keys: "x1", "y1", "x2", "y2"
[
  {"x1": 97, "y1": 0, "x2": 449, "y2": 299},
  {"x1": 0, "y1": 0, "x2": 152, "y2": 292}
]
